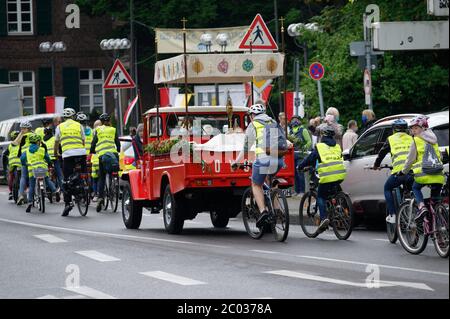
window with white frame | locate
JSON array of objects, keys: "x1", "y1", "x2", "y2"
[
  {"x1": 7, "y1": 0, "x2": 33, "y2": 35},
  {"x1": 9, "y1": 71, "x2": 35, "y2": 115},
  {"x1": 79, "y1": 69, "x2": 105, "y2": 115}
]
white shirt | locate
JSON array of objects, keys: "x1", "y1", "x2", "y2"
[{"x1": 55, "y1": 124, "x2": 86, "y2": 158}]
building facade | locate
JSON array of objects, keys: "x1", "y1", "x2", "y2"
[{"x1": 0, "y1": 0, "x2": 125, "y2": 121}]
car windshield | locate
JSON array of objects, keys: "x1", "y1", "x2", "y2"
[
  {"x1": 165, "y1": 114, "x2": 241, "y2": 137},
  {"x1": 120, "y1": 140, "x2": 135, "y2": 157},
  {"x1": 433, "y1": 124, "x2": 449, "y2": 147}
]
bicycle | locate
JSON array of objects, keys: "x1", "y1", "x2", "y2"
[
  {"x1": 299, "y1": 167, "x2": 354, "y2": 240},
  {"x1": 65, "y1": 159, "x2": 90, "y2": 216},
  {"x1": 239, "y1": 164, "x2": 289, "y2": 242},
  {"x1": 397, "y1": 182, "x2": 449, "y2": 258},
  {"x1": 31, "y1": 167, "x2": 48, "y2": 213},
  {"x1": 368, "y1": 165, "x2": 413, "y2": 244},
  {"x1": 103, "y1": 171, "x2": 120, "y2": 212}
]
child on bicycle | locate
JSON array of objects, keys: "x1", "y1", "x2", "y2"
[
  {"x1": 20, "y1": 134, "x2": 58, "y2": 213},
  {"x1": 298, "y1": 124, "x2": 347, "y2": 234},
  {"x1": 400, "y1": 115, "x2": 444, "y2": 220},
  {"x1": 4, "y1": 131, "x2": 22, "y2": 200},
  {"x1": 373, "y1": 119, "x2": 414, "y2": 224}
]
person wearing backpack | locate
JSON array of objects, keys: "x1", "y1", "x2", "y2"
[
  {"x1": 400, "y1": 115, "x2": 444, "y2": 221},
  {"x1": 298, "y1": 124, "x2": 347, "y2": 234},
  {"x1": 288, "y1": 115, "x2": 312, "y2": 196},
  {"x1": 89, "y1": 113, "x2": 120, "y2": 212},
  {"x1": 231, "y1": 102, "x2": 292, "y2": 228}
]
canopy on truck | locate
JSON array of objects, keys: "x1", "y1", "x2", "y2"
[{"x1": 154, "y1": 53, "x2": 284, "y2": 84}]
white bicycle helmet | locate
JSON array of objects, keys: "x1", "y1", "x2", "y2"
[
  {"x1": 248, "y1": 103, "x2": 266, "y2": 115},
  {"x1": 20, "y1": 120, "x2": 32, "y2": 129},
  {"x1": 76, "y1": 112, "x2": 88, "y2": 122},
  {"x1": 63, "y1": 108, "x2": 76, "y2": 118}
]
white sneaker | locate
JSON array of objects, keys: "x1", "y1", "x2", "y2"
[{"x1": 386, "y1": 215, "x2": 396, "y2": 224}]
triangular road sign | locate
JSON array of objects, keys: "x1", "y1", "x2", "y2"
[
  {"x1": 104, "y1": 59, "x2": 136, "y2": 89},
  {"x1": 239, "y1": 14, "x2": 278, "y2": 51}
]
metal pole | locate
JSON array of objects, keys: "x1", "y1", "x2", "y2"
[
  {"x1": 294, "y1": 58, "x2": 300, "y2": 117},
  {"x1": 280, "y1": 16, "x2": 288, "y2": 136},
  {"x1": 51, "y1": 56, "x2": 55, "y2": 96},
  {"x1": 115, "y1": 89, "x2": 123, "y2": 136},
  {"x1": 215, "y1": 83, "x2": 220, "y2": 106},
  {"x1": 363, "y1": 14, "x2": 373, "y2": 110},
  {"x1": 182, "y1": 18, "x2": 189, "y2": 116},
  {"x1": 250, "y1": 41, "x2": 254, "y2": 105},
  {"x1": 317, "y1": 80, "x2": 325, "y2": 118}
]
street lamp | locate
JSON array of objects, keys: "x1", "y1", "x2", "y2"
[
  {"x1": 200, "y1": 33, "x2": 213, "y2": 52},
  {"x1": 216, "y1": 33, "x2": 229, "y2": 52},
  {"x1": 39, "y1": 41, "x2": 66, "y2": 95},
  {"x1": 100, "y1": 38, "x2": 131, "y2": 137}
]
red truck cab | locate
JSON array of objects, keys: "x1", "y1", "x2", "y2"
[{"x1": 121, "y1": 105, "x2": 294, "y2": 234}]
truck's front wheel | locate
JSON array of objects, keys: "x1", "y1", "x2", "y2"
[
  {"x1": 122, "y1": 183, "x2": 142, "y2": 229},
  {"x1": 163, "y1": 185, "x2": 185, "y2": 234},
  {"x1": 210, "y1": 210, "x2": 229, "y2": 228}
]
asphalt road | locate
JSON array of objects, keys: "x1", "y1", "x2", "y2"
[{"x1": 0, "y1": 186, "x2": 448, "y2": 299}]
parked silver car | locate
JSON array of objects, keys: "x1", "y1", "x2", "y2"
[{"x1": 341, "y1": 111, "x2": 449, "y2": 222}]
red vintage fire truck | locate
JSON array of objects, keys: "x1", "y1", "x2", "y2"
[{"x1": 121, "y1": 52, "x2": 294, "y2": 234}]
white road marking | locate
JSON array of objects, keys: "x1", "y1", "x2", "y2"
[
  {"x1": 265, "y1": 270, "x2": 433, "y2": 291},
  {"x1": 34, "y1": 234, "x2": 67, "y2": 244},
  {"x1": 249, "y1": 250, "x2": 449, "y2": 277},
  {"x1": 36, "y1": 295, "x2": 58, "y2": 299},
  {"x1": 140, "y1": 271, "x2": 206, "y2": 286},
  {"x1": 373, "y1": 238, "x2": 434, "y2": 247},
  {"x1": 64, "y1": 286, "x2": 116, "y2": 299},
  {"x1": 0, "y1": 218, "x2": 229, "y2": 249},
  {"x1": 75, "y1": 250, "x2": 120, "y2": 262}
]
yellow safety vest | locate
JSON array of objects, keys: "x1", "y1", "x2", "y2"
[
  {"x1": 85, "y1": 128, "x2": 94, "y2": 155},
  {"x1": 252, "y1": 120, "x2": 268, "y2": 156},
  {"x1": 411, "y1": 137, "x2": 445, "y2": 185},
  {"x1": 95, "y1": 125, "x2": 118, "y2": 156},
  {"x1": 44, "y1": 136, "x2": 56, "y2": 160},
  {"x1": 388, "y1": 133, "x2": 413, "y2": 175},
  {"x1": 22, "y1": 132, "x2": 33, "y2": 151},
  {"x1": 35, "y1": 127, "x2": 45, "y2": 140},
  {"x1": 8, "y1": 144, "x2": 21, "y2": 168},
  {"x1": 59, "y1": 119, "x2": 84, "y2": 153},
  {"x1": 91, "y1": 153, "x2": 99, "y2": 179},
  {"x1": 316, "y1": 143, "x2": 347, "y2": 184},
  {"x1": 25, "y1": 147, "x2": 48, "y2": 178}
]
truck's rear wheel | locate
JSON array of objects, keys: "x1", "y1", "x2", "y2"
[
  {"x1": 122, "y1": 183, "x2": 142, "y2": 229},
  {"x1": 163, "y1": 185, "x2": 184, "y2": 234},
  {"x1": 210, "y1": 210, "x2": 229, "y2": 228}
]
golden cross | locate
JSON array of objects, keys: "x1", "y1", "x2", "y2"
[
  {"x1": 279, "y1": 16, "x2": 285, "y2": 32},
  {"x1": 181, "y1": 17, "x2": 188, "y2": 30}
]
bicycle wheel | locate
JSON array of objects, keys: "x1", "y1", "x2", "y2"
[
  {"x1": 270, "y1": 189, "x2": 289, "y2": 242},
  {"x1": 386, "y1": 213, "x2": 398, "y2": 244},
  {"x1": 110, "y1": 175, "x2": 119, "y2": 213},
  {"x1": 433, "y1": 203, "x2": 449, "y2": 258},
  {"x1": 103, "y1": 174, "x2": 110, "y2": 211},
  {"x1": 332, "y1": 192, "x2": 354, "y2": 240},
  {"x1": 76, "y1": 180, "x2": 90, "y2": 216},
  {"x1": 299, "y1": 191, "x2": 320, "y2": 238},
  {"x1": 39, "y1": 179, "x2": 45, "y2": 213},
  {"x1": 397, "y1": 201, "x2": 428, "y2": 255},
  {"x1": 241, "y1": 187, "x2": 264, "y2": 240},
  {"x1": 12, "y1": 169, "x2": 20, "y2": 203}
]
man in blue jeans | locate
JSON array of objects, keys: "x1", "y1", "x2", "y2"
[{"x1": 373, "y1": 119, "x2": 414, "y2": 224}]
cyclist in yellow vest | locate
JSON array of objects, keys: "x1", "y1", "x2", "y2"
[
  {"x1": 14, "y1": 121, "x2": 34, "y2": 205},
  {"x1": 4, "y1": 131, "x2": 21, "y2": 200},
  {"x1": 35, "y1": 118, "x2": 53, "y2": 140},
  {"x1": 298, "y1": 124, "x2": 347, "y2": 234},
  {"x1": 90, "y1": 113, "x2": 120, "y2": 212},
  {"x1": 373, "y1": 119, "x2": 414, "y2": 224},
  {"x1": 20, "y1": 134, "x2": 58, "y2": 213},
  {"x1": 232, "y1": 103, "x2": 292, "y2": 228},
  {"x1": 401, "y1": 115, "x2": 445, "y2": 220},
  {"x1": 43, "y1": 127, "x2": 63, "y2": 200},
  {"x1": 54, "y1": 108, "x2": 86, "y2": 216},
  {"x1": 76, "y1": 112, "x2": 94, "y2": 154},
  {"x1": 89, "y1": 120, "x2": 102, "y2": 203}
]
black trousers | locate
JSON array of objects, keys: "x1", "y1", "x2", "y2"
[
  {"x1": 97, "y1": 153, "x2": 119, "y2": 199},
  {"x1": 62, "y1": 155, "x2": 87, "y2": 204}
]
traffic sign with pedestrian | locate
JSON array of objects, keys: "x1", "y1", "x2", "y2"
[
  {"x1": 238, "y1": 14, "x2": 278, "y2": 51},
  {"x1": 309, "y1": 62, "x2": 325, "y2": 81},
  {"x1": 104, "y1": 59, "x2": 136, "y2": 89}
]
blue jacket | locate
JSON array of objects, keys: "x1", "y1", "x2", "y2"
[
  {"x1": 20, "y1": 144, "x2": 52, "y2": 166},
  {"x1": 298, "y1": 136, "x2": 337, "y2": 169}
]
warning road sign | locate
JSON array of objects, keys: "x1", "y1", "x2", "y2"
[
  {"x1": 104, "y1": 59, "x2": 136, "y2": 90},
  {"x1": 239, "y1": 14, "x2": 278, "y2": 51}
]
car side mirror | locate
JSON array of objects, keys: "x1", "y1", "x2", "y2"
[{"x1": 343, "y1": 149, "x2": 351, "y2": 161}]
